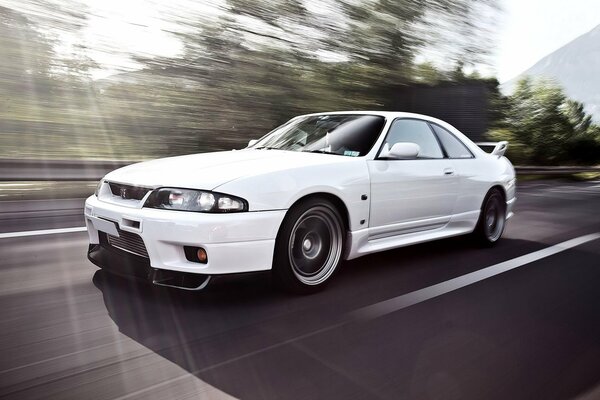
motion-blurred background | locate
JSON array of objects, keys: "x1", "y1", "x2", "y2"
[
  {"x1": 1, "y1": 4, "x2": 600, "y2": 398},
  {"x1": 0, "y1": 0, "x2": 599, "y2": 186}
]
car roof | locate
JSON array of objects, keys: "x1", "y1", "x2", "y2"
[{"x1": 298, "y1": 111, "x2": 444, "y2": 123}]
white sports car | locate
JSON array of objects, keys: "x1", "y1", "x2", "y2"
[{"x1": 85, "y1": 111, "x2": 515, "y2": 293}]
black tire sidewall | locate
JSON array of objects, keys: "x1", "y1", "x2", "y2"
[
  {"x1": 475, "y1": 189, "x2": 506, "y2": 246},
  {"x1": 273, "y1": 198, "x2": 344, "y2": 294}
]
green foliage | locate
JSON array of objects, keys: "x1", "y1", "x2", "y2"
[
  {"x1": 489, "y1": 77, "x2": 600, "y2": 165},
  {"x1": 563, "y1": 99, "x2": 592, "y2": 135},
  {"x1": 1, "y1": 1, "x2": 498, "y2": 159},
  {"x1": 487, "y1": 128, "x2": 532, "y2": 165}
]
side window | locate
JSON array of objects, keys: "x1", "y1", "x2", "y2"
[
  {"x1": 430, "y1": 124, "x2": 473, "y2": 159},
  {"x1": 385, "y1": 119, "x2": 443, "y2": 159}
]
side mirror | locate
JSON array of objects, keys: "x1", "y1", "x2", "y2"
[
  {"x1": 381, "y1": 142, "x2": 420, "y2": 159},
  {"x1": 247, "y1": 139, "x2": 258, "y2": 148}
]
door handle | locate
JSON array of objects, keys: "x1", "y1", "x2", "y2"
[{"x1": 443, "y1": 168, "x2": 455, "y2": 176}]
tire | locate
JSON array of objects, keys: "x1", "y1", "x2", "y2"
[
  {"x1": 273, "y1": 197, "x2": 345, "y2": 294},
  {"x1": 474, "y1": 188, "x2": 506, "y2": 246}
]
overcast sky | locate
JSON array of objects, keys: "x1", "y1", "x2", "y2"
[{"x1": 494, "y1": 0, "x2": 600, "y2": 82}]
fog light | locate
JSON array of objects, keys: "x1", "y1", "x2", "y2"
[
  {"x1": 184, "y1": 246, "x2": 208, "y2": 264},
  {"x1": 197, "y1": 248, "x2": 208, "y2": 263}
]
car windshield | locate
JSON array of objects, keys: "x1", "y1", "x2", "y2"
[{"x1": 252, "y1": 114, "x2": 386, "y2": 157}]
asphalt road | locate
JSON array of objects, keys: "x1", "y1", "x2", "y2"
[{"x1": 0, "y1": 180, "x2": 599, "y2": 400}]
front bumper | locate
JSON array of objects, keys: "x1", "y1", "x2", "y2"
[
  {"x1": 87, "y1": 243, "x2": 213, "y2": 290},
  {"x1": 84, "y1": 195, "x2": 286, "y2": 277}
]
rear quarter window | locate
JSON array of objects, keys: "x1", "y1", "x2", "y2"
[{"x1": 430, "y1": 124, "x2": 474, "y2": 159}]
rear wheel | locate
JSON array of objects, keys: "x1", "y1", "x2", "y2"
[
  {"x1": 273, "y1": 198, "x2": 344, "y2": 294},
  {"x1": 474, "y1": 188, "x2": 506, "y2": 246}
]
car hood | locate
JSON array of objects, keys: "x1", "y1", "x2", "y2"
[{"x1": 104, "y1": 149, "x2": 358, "y2": 190}]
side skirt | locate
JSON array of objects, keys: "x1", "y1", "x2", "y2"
[{"x1": 345, "y1": 210, "x2": 479, "y2": 260}]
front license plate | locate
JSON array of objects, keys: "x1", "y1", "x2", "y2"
[{"x1": 88, "y1": 215, "x2": 119, "y2": 237}]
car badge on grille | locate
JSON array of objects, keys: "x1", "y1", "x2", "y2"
[{"x1": 120, "y1": 188, "x2": 127, "y2": 199}]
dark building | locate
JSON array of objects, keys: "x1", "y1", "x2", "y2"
[{"x1": 389, "y1": 81, "x2": 494, "y2": 142}]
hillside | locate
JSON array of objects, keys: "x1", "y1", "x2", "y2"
[{"x1": 502, "y1": 24, "x2": 600, "y2": 120}]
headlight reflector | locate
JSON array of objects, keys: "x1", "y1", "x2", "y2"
[
  {"x1": 218, "y1": 196, "x2": 243, "y2": 211},
  {"x1": 198, "y1": 192, "x2": 216, "y2": 209},
  {"x1": 144, "y1": 188, "x2": 247, "y2": 213},
  {"x1": 168, "y1": 191, "x2": 185, "y2": 206}
]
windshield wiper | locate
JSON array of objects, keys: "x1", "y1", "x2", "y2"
[{"x1": 253, "y1": 146, "x2": 279, "y2": 150}]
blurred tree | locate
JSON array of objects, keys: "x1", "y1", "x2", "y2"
[
  {"x1": 563, "y1": 99, "x2": 592, "y2": 136},
  {"x1": 489, "y1": 77, "x2": 600, "y2": 165},
  {"x1": 412, "y1": 62, "x2": 447, "y2": 84},
  {"x1": 0, "y1": 4, "x2": 130, "y2": 159},
  {"x1": 119, "y1": 0, "x2": 501, "y2": 151},
  {"x1": 0, "y1": 6, "x2": 54, "y2": 106},
  {"x1": 1, "y1": 0, "x2": 501, "y2": 159}
]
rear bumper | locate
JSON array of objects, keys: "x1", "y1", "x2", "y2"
[{"x1": 85, "y1": 195, "x2": 286, "y2": 276}]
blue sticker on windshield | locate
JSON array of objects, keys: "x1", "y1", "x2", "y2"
[{"x1": 344, "y1": 151, "x2": 360, "y2": 157}]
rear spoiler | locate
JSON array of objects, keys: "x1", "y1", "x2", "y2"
[{"x1": 476, "y1": 141, "x2": 508, "y2": 157}]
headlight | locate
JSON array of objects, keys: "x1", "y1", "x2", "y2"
[{"x1": 144, "y1": 188, "x2": 248, "y2": 213}]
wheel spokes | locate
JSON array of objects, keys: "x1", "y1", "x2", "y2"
[
  {"x1": 288, "y1": 207, "x2": 342, "y2": 285},
  {"x1": 485, "y1": 195, "x2": 505, "y2": 242}
]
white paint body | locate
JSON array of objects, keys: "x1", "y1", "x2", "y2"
[{"x1": 85, "y1": 111, "x2": 516, "y2": 276}]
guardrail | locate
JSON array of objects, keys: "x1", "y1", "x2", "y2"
[
  {"x1": 514, "y1": 166, "x2": 600, "y2": 175},
  {"x1": 0, "y1": 159, "x2": 598, "y2": 181},
  {"x1": 0, "y1": 159, "x2": 136, "y2": 181}
]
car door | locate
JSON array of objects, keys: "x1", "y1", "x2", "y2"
[
  {"x1": 428, "y1": 122, "x2": 481, "y2": 216},
  {"x1": 367, "y1": 118, "x2": 460, "y2": 239}
]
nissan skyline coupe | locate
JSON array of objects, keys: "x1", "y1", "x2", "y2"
[{"x1": 85, "y1": 111, "x2": 516, "y2": 293}]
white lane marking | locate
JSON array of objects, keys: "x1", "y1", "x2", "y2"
[
  {"x1": 349, "y1": 232, "x2": 600, "y2": 321},
  {"x1": 114, "y1": 232, "x2": 600, "y2": 400},
  {"x1": 0, "y1": 226, "x2": 86, "y2": 239}
]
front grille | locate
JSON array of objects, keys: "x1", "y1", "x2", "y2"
[
  {"x1": 106, "y1": 228, "x2": 149, "y2": 258},
  {"x1": 108, "y1": 182, "x2": 151, "y2": 201}
]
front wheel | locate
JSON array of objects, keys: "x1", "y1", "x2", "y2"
[
  {"x1": 273, "y1": 198, "x2": 344, "y2": 294},
  {"x1": 474, "y1": 188, "x2": 506, "y2": 246}
]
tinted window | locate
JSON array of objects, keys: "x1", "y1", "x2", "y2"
[
  {"x1": 254, "y1": 115, "x2": 385, "y2": 157},
  {"x1": 384, "y1": 119, "x2": 443, "y2": 159},
  {"x1": 431, "y1": 124, "x2": 473, "y2": 159}
]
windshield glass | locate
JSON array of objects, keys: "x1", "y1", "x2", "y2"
[{"x1": 252, "y1": 114, "x2": 386, "y2": 156}]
